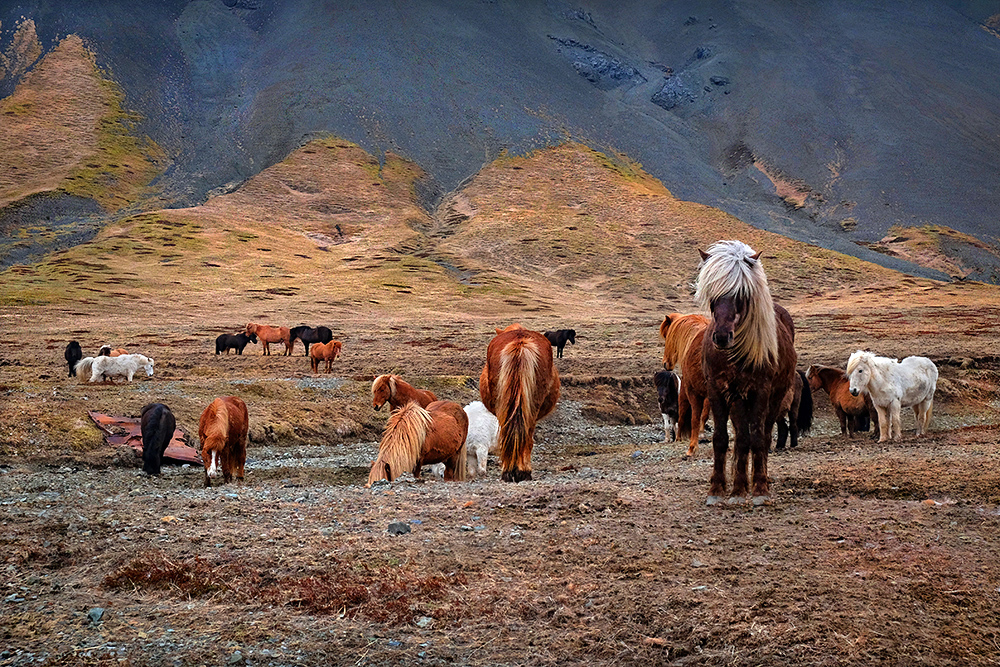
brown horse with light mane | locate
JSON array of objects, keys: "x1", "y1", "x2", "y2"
[
  {"x1": 309, "y1": 340, "x2": 342, "y2": 373},
  {"x1": 696, "y1": 241, "x2": 796, "y2": 506},
  {"x1": 366, "y1": 400, "x2": 469, "y2": 486},
  {"x1": 479, "y1": 323, "x2": 560, "y2": 482},
  {"x1": 245, "y1": 322, "x2": 291, "y2": 356},
  {"x1": 660, "y1": 312, "x2": 711, "y2": 458},
  {"x1": 198, "y1": 396, "x2": 249, "y2": 488},
  {"x1": 371, "y1": 374, "x2": 437, "y2": 411},
  {"x1": 806, "y1": 364, "x2": 877, "y2": 437}
]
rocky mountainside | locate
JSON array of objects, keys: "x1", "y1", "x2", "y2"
[{"x1": 1, "y1": 1, "x2": 1000, "y2": 279}]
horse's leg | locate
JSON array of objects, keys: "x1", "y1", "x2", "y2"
[
  {"x1": 890, "y1": 399, "x2": 902, "y2": 440},
  {"x1": 706, "y1": 397, "x2": 731, "y2": 504},
  {"x1": 729, "y1": 399, "x2": 753, "y2": 500},
  {"x1": 776, "y1": 416, "x2": 788, "y2": 451},
  {"x1": 923, "y1": 401, "x2": 934, "y2": 434},
  {"x1": 837, "y1": 406, "x2": 850, "y2": 436},
  {"x1": 686, "y1": 395, "x2": 702, "y2": 458},
  {"x1": 875, "y1": 404, "x2": 890, "y2": 443},
  {"x1": 749, "y1": 415, "x2": 771, "y2": 503}
]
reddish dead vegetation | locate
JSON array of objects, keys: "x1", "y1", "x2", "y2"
[{"x1": 103, "y1": 550, "x2": 478, "y2": 625}]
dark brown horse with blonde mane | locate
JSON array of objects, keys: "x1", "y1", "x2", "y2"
[
  {"x1": 366, "y1": 400, "x2": 469, "y2": 486},
  {"x1": 696, "y1": 241, "x2": 796, "y2": 506},
  {"x1": 371, "y1": 374, "x2": 437, "y2": 411},
  {"x1": 479, "y1": 323, "x2": 560, "y2": 482},
  {"x1": 199, "y1": 396, "x2": 249, "y2": 487},
  {"x1": 660, "y1": 312, "x2": 712, "y2": 458}
]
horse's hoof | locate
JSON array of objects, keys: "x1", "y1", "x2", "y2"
[
  {"x1": 725, "y1": 496, "x2": 745, "y2": 506},
  {"x1": 706, "y1": 495, "x2": 724, "y2": 506},
  {"x1": 751, "y1": 495, "x2": 771, "y2": 507}
]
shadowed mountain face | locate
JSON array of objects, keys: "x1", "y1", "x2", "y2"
[{"x1": 2, "y1": 0, "x2": 1000, "y2": 279}]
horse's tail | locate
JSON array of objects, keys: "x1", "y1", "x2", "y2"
[
  {"x1": 453, "y1": 438, "x2": 469, "y2": 482},
  {"x1": 74, "y1": 357, "x2": 94, "y2": 382},
  {"x1": 366, "y1": 402, "x2": 431, "y2": 487},
  {"x1": 796, "y1": 370, "x2": 813, "y2": 436},
  {"x1": 494, "y1": 337, "x2": 542, "y2": 475}
]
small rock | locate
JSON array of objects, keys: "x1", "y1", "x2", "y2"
[
  {"x1": 387, "y1": 522, "x2": 411, "y2": 536},
  {"x1": 691, "y1": 558, "x2": 704, "y2": 568},
  {"x1": 227, "y1": 651, "x2": 245, "y2": 665},
  {"x1": 415, "y1": 616, "x2": 433, "y2": 628},
  {"x1": 88, "y1": 607, "x2": 104, "y2": 624}
]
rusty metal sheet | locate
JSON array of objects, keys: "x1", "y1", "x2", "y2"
[{"x1": 88, "y1": 411, "x2": 202, "y2": 465}]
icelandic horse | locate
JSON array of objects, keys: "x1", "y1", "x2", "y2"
[
  {"x1": 846, "y1": 350, "x2": 937, "y2": 441},
  {"x1": 366, "y1": 400, "x2": 469, "y2": 486},
  {"x1": 479, "y1": 324, "x2": 560, "y2": 482},
  {"x1": 696, "y1": 240, "x2": 796, "y2": 506},
  {"x1": 245, "y1": 323, "x2": 291, "y2": 356},
  {"x1": 199, "y1": 396, "x2": 249, "y2": 487},
  {"x1": 805, "y1": 364, "x2": 876, "y2": 437},
  {"x1": 660, "y1": 312, "x2": 711, "y2": 457},
  {"x1": 371, "y1": 374, "x2": 437, "y2": 411}
]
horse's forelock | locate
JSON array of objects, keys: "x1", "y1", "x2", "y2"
[{"x1": 846, "y1": 350, "x2": 868, "y2": 375}]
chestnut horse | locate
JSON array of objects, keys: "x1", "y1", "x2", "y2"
[
  {"x1": 371, "y1": 374, "x2": 437, "y2": 411},
  {"x1": 309, "y1": 340, "x2": 342, "y2": 373},
  {"x1": 245, "y1": 322, "x2": 291, "y2": 356},
  {"x1": 199, "y1": 396, "x2": 249, "y2": 487},
  {"x1": 661, "y1": 312, "x2": 712, "y2": 458},
  {"x1": 479, "y1": 323, "x2": 560, "y2": 482},
  {"x1": 806, "y1": 364, "x2": 876, "y2": 437},
  {"x1": 696, "y1": 240, "x2": 796, "y2": 506},
  {"x1": 366, "y1": 400, "x2": 469, "y2": 486}
]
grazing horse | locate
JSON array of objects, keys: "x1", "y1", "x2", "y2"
[
  {"x1": 371, "y1": 374, "x2": 437, "y2": 411},
  {"x1": 775, "y1": 370, "x2": 813, "y2": 451},
  {"x1": 289, "y1": 325, "x2": 333, "y2": 356},
  {"x1": 309, "y1": 340, "x2": 342, "y2": 373},
  {"x1": 199, "y1": 396, "x2": 249, "y2": 487},
  {"x1": 65, "y1": 341, "x2": 83, "y2": 377},
  {"x1": 140, "y1": 403, "x2": 176, "y2": 476},
  {"x1": 543, "y1": 329, "x2": 576, "y2": 358},
  {"x1": 653, "y1": 369, "x2": 680, "y2": 443},
  {"x1": 74, "y1": 357, "x2": 96, "y2": 382},
  {"x1": 806, "y1": 364, "x2": 876, "y2": 437},
  {"x1": 661, "y1": 312, "x2": 712, "y2": 457},
  {"x1": 366, "y1": 400, "x2": 469, "y2": 486},
  {"x1": 215, "y1": 332, "x2": 257, "y2": 355},
  {"x1": 245, "y1": 322, "x2": 291, "y2": 356},
  {"x1": 696, "y1": 240, "x2": 797, "y2": 506},
  {"x1": 89, "y1": 354, "x2": 154, "y2": 383},
  {"x1": 847, "y1": 350, "x2": 937, "y2": 441},
  {"x1": 430, "y1": 400, "x2": 500, "y2": 479},
  {"x1": 479, "y1": 323, "x2": 561, "y2": 482}
]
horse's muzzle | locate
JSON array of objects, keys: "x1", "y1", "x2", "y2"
[
  {"x1": 712, "y1": 332, "x2": 733, "y2": 349},
  {"x1": 850, "y1": 388, "x2": 859, "y2": 396}
]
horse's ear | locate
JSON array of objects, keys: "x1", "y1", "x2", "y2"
[
  {"x1": 698, "y1": 249, "x2": 710, "y2": 261},
  {"x1": 495, "y1": 327, "x2": 503, "y2": 334},
  {"x1": 750, "y1": 251, "x2": 763, "y2": 261}
]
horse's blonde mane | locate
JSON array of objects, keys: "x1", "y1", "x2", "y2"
[
  {"x1": 659, "y1": 313, "x2": 710, "y2": 370},
  {"x1": 367, "y1": 402, "x2": 432, "y2": 486},
  {"x1": 694, "y1": 240, "x2": 778, "y2": 369}
]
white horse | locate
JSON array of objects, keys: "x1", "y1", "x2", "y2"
[
  {"x1": 89, "y1": 353, "x2": 155, "y2": 383},
  {"x1": 847, "y1": 350, "x2": 937, "y2": 442},
  {"x1": 430, "y1": 401, "x2": 499, "y2": 478}
]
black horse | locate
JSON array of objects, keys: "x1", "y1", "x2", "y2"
[
  {"x1": 653, "y1": 369, "x2": 680, "y2": 443},
  {"x1": 140, "y1": 403, "x2": 176, "y2": 476},
  {"x1": 543, "y1": 329, "x2": 576, "y2": 359},
  {"x1": 289, "y1": 325, "x2": 333, "y2": 356},
  {"x1": 65, "y1": 341, "x2": 83, "y2": 377},
  {"x1": 776, "y1": 370, "x2": 814, "y2": 451},
  {"x1": 215, "y1": 332, "x2": 258, "y2": 355}
]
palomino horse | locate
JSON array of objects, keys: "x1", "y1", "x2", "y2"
[
  {"x1": 199, "y1": 396, "x2": 249, "y2": 487},
  {"x1": 847, "y1": 350, "x2": 937, "y2": 441},
  {"x1": 140, "y1": 403, "x2": 176, "y2": 476},
  {"x1": 366, "y1": 400, "x2": 469, "y2": 486},
  {"x1": 479, "y1": 323, "x2": 560, "y2": 482},
  {"x1": 696, "y1": 240, "x2": 796, "y2": 506},
  {"x1": 371, "y1": 374, "x2": 437, "y2": 411},
  {"x1": 660, "y1": 313, "x2": 712, "y2": 457},
  {"x1": 309, "y1": 340, "x2": 342, "y2": 373},
  {"x1": 806, "y1": 364, "x2": 875, "y2": 437},
  {"x1": 245, "y1": 322, "x2": 291, "y2": 356}
]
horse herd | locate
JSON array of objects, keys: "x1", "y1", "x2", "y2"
[{"x1": 61, "y1": 241, "x2": 939, "y2": 504}]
